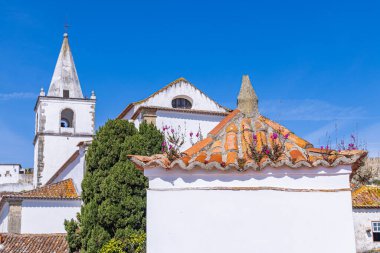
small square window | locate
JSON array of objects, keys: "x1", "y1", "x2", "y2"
[
  {"x1": 372, "y1": 222, "x2": 380, "y2": 241},
  {"x1": 63, "y1": 90, "x2": 70, "y2": 98}
]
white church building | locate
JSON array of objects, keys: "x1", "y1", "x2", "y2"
[
  {"x1": 0, "y1": 33, "x2": 232, "y2": 236},
  {"x1": 130, "y1": 75, "x2": 367, "y2": 253},
  {"x1": 0, "y1": 33, "x2": 95, "y2": 234},
  {"x1": 118, "y1": 77, "x2": 231, "y2": 150},
  {"x1": 0, "y1": 32, "x2": 374, "y2": 253}
]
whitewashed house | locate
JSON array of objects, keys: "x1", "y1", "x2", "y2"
[
  {"x1": 352, "y1": 185, "x2": 380, "y2": 253},
  {"x1": 0, "y1": 164, "x2": 22, "y2": 184},
  {"x1": 118, "y1": 77, "x2": 231, "y2": 150},
  {"x1": 0, "y1": 164, "x2": 33, "y2": 192},
  {"x1": 0, "y1": 179, "x2": 80, "y2": 234},
  {"x1": 130, "y1": 75, "x2": 367, "y2": 253}
]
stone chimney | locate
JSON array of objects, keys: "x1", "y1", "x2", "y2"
[{"x1": 237, "y1": 75, "x2": 259, "y2": 117}]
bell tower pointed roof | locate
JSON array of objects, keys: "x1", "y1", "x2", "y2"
[
  {"x1": 47, "y1": 33, "x2": 83, "y2": 98},
  {"x1": 237, "y1": 75, "x2": 259, "y2": 117}
]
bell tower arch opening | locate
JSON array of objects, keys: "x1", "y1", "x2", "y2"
[{"x1": 60, "y1": 108, "x2": 74, "y2": 128}]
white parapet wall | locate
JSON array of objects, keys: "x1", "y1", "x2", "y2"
[{"x1": 144, "y1": 165, "x2": 356, "y2": 253}]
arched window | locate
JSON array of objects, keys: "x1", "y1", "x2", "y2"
[
  {"x1": 172, "y1": 97, "x2": 192, "y2": 109},
  {"x1": 61, "y1": 109, "x2": 74, "y2": 128}
]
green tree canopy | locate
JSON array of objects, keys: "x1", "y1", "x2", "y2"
[{"x1": 65, "y1": 120, "x2": 163, "y2": 253}]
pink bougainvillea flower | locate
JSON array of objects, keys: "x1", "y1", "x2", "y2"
[
  {"x1": 252, "y1": 134, "x2": 257, "y2": 140},
  {"x1": 162, "y1": 141, "x2": 166, "y2": 147},
  {"x1": 171, "y1": 128, "x2": 175, "y2": 133},
  {"x1": 196, "y1": 132, "x2": 199, "y2": 138},
  {"x1": 284, "y1": 133, "x2": 289, "y2": 139},
  {"x1": 270, "y1": 133, "x2": 278, "y2": 140},
  {"x1": 189, "y1": 132, "x2": 193, "y2": 137},
  {"x1": 320, "y1": 146, "x2": 324, "y2": 150},
  {"x1": 169, "y1": 144, "x2": 173, "y2": 150}
]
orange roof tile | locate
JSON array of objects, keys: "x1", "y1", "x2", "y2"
[
  {"x1": 3, "y1": 179, "x2": 79, "y2": 200},
  {"x1": 129, "y1": 75, "x2": 367, "y2": 172},
  {"x1": 352, "y1": 185, "x2": 380, "y2": 208},
  {"x1": 129, "y1": 110, "x2": 367, "y2": 172}
]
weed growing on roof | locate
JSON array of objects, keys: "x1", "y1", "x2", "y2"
[
  {"x1": 244, "y1": 127, "x2": 288, "y2": 164},
  {"x1": 161, "y1": 124, "x2": 203, "y2": 162},
  {"x1": 161, "y1": 125, "x2": 185, "y2": 162}
]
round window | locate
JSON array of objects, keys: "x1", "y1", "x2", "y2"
[{"x1": 172, "y1": 98, "x2": 192, "y2": 109}]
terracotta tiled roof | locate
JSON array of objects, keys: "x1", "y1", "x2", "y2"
[
  {"x1": 2, "y1": 179, "x2": 79, "y2": 201},
  {"x1": 117, "y1": 77, "x2": 231, "y2": 119},
  {"x1": 1, "y1": 233, "x2": 69, "y2": 253},
  {"x1": 130, "y1": 109, "x2": 366, "y2": 171},
  {"x1": 352, "y1": 185, "x2": 380, "y2": 208}
]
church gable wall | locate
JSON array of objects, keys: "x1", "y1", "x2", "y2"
[
  {"x1": 51, "y1": 149, "x2": 85, "y2": 195},
  {"x1": 140, "y1": 80, "x2": 226, "y2": 112}
]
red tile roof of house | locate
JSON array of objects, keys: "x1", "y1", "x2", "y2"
[
  {"x1": 129, "y1": 76, "x2": 367, "y2": 172},
  {"x1": 0, "y1": 179, "x2": 79, "y2": 203},
  {"x1": 130, "y1": 110, "x2": 366, "y2": 171},
  {"x1": 1, "y1": 233, "x2": 69, "y2": 253},
  {"x1": 352, "y1": 185, "x2": 380, "y2": 208}
]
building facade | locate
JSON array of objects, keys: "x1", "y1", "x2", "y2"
[
  {"x1": 118, "y1": 77, "x2": 230, "y2": 150},
  {"x1": 0, "y1": 33, "x2": 93, "y2": 235},
  {"x1": 0, "y1": 179, "x2": 80, "y2": 234},
  {"x1": 130, "y1": 75, "x2": 367, "y2": 253},
  {"x1": 352, "y1": 185, "x2": 380, "y2": 252}
]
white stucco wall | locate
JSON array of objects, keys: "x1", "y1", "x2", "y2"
[
  {"x1": 33, "y1": 96, "x2": 95, "y2": 186},
  {"x1": 353, "y1": 209, "x2": 380, "y2": 252},
  {"x1": 0, "y1": 183, "x2": 33, "y2": 192},
  {"x1": 135, "y1": 110, "x2": 225, "y2": 150},
  {"x1": 145, "y1": 166, "x2": 356, "y2": 253},
  {"x1": 35, "y1": 135, "x2": 91, "y2": 186},
  {"x1": 140, "y1": 80, "x2": 226, "y2": 112},
  {"x1": 20, "y1": 199, "x2": 81, "y2": 234},
  {"x1": 0, "y1": 202, "x2": 9, "y2": 233},
  {"x1": 0, "y1": 164, "x2": 21, "y2": 184},
  {"x1": 52, "y1": 148, "x2": 86, "y2": 195},
  {"x1": 123, "y1": 79, "x2": 228, "y2": 120},
  {"x1": 35, "y1": 97, "x2": 95, "y2": 134}
]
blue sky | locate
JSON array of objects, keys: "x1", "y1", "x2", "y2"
[{"x1": 0, "y1": 0, "x2": 379, "y2": 167}]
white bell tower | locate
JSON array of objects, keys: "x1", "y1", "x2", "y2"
[{"x1": 33, "y1": 33, "x2": 96, "y2": 187}]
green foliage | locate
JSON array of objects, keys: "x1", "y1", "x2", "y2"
[
  {"x1": 100, "y1": 231, "x2": 146, "y2": 253},
  {"x1": 65, "y1": 120, "x2": 162, "y2": 253},
  {"x1": 100, "y1": 239, "x2": 125, "y2": 253},
  {"x1": 64, "y1": 217, "x2": 81, "y2": 253},
  {"x1": 123, "y1": 231, "x2": 146, "y2": 253}
]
